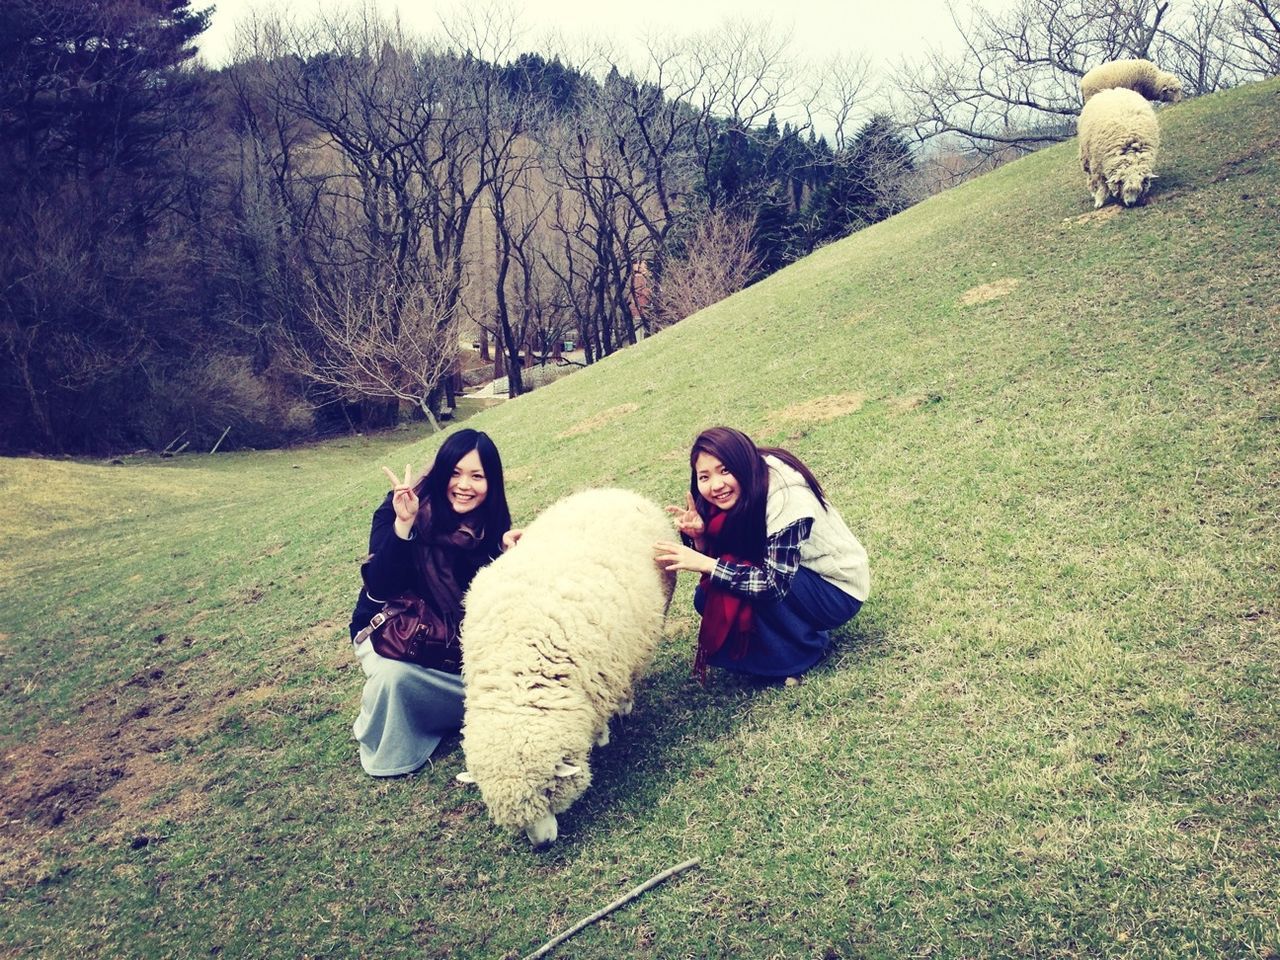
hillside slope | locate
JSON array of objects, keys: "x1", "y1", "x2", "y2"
[{"x1": 1, "y1": 79, "x2": 1277, "y2": 959}]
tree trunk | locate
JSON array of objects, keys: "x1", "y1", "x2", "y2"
[{"x1": 493, "y1": 229, "x2": 524, "y2": 398}]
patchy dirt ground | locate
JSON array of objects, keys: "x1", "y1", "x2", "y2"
[
  {"x1": 1064, "y1": 205, "x2": 1124, "y2": 226},
  {"x1": 0, "y1": 653, "x2": 276, "y2": 890}
]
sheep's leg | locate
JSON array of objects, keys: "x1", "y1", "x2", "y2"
[
  {"x1": 595, "y1": 725, "x2": 610, "y2": 747},
  {"x1": 527, "y1": 813, "x2": 559, "y2": 846},
  {"x1": 618, "y1": 697, "x2": 634, "y2": 716},
  {"x1": 1090, "y1": 177, "x2": 1109, "y2": 209}
]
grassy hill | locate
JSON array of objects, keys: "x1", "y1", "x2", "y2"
[{"x1": 1, "y1": 78, "x2": 1277, "y2": 959}]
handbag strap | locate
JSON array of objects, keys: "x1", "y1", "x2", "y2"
[{"x1": 352, "y1": 610, "x2": 390, "y2": 646}]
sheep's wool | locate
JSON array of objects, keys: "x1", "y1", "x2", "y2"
[
  {"x1": 1080, "y1": 58, "x2": 1182, "y2": 104},
  {"x1": 460, "y1": 488, "x2": 675, "y2": 835},
  {"x1": 1077, "y1": 87, "x2": 1160, "y2": 208}
]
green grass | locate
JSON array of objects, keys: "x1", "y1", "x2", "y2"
[{"x1": 2, "y1": 80, "x2": 1278, "y2": 959}]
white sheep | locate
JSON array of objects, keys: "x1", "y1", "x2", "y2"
[
  {"x1": 1077, "y1": 87, "x2": 1161, "y2": 209},
  {"x1": 456, "y1": 488, "x2": 676, "y2": 846},
  {"x1": 1080, "y1": 58, "x2": 1183, "y2": 104}
]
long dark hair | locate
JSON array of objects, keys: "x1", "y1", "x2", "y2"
[
  {"x1": 689, "y1": 426, "x2": 827, "y2": 562},
  {"x1": 415, "y1": 428, "x2": 511, "y2": 559}
]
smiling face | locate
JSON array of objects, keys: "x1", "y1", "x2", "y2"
[
  {"x1": 695, "y1": 452, "x2": 740, "y2": 513},
  {"x1": 446, "y1": 449, "x2": 488, "y2": 515}
]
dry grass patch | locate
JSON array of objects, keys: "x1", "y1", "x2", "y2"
[
  {"x1": 504, "y1": 463, "x2": 537, "y2": 484},
  {"x1": 769, "y1": 393, "x2": 866, "y2": 426},
  {"x1": 959, "y1": 277, "x2": 1023, "y2": 306},
  {"x1": 844, "y1": 308, "x2": 878, "y2": 325},
  {"x1": 1065, "y1": 206, "x2": 1124, "y2": 226},
  {"x1": 558, "y1": 403, "x2": 640, "y2": 438},
  {"x1": 888, "y1": 393, "x2": 941, "y2": 413}
]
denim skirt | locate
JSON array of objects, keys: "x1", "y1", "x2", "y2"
[
  {"x1": 697, "y1": 566, "x2": 862, "y2": 678},
  {"x1": 351, "y1": 637, "x2": 465, "y2": 776}
]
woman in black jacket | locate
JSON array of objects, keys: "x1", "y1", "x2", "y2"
[{"x1": 349, "y1": 429, "x2": 512, "y2": 776}]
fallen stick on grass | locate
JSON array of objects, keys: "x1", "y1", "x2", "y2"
[{"x1": 521, "y1": 857, "x2": 701, "y2": 960}]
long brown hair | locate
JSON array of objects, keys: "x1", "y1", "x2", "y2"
[{"x1": 688, "y1": 426, "x2": 827, "y2": 562}]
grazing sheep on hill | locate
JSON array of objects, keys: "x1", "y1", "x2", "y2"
[
  {"x1": 457, "y1": 488, "x2": 676, "y2": 846},
  {"x1": 1078, "y1": 87, "x2": 1161, "y2": 209},
  {"x1": 1080, "y1": 58, "x2": 1183, "y2": 104}
]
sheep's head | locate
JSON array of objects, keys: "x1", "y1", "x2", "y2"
[
  {"x1": 1157, "y1": 74, "x2": 1184, "y2": 102},
  {"x1": 1117, "y1": 171, "x2": 1154, "y2": 206}
]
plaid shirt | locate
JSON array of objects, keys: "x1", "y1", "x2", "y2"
[{"x1": 708, "y1": 517, "x2": 814, "y2": 601}]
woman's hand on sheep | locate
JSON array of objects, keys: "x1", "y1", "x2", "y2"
[
  {"x1": 381, "y1": 463, "x2": 420, "y2": 537},
  {"x1": 654, "y1": 539, "x2": 717, "y2": 575},
  {"x1": 665, "y1": 493, "x2": 706, "y2": 547},
  {"x1": 501, "y1": 528, "x2": 524, "y2": 551}
]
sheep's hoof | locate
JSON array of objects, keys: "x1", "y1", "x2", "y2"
[
  {"x1": 527, "y1": 814, "x2": 558, "y2": 846},
  {"x1": 595, "y1": 726, "x2": 610, "y2": 747},
  {"x1": 784, "y1": 676, "x2": 802, "y2": 687}
]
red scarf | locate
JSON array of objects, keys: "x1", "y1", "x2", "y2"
[{"x1": 693, "y1": 510, "x2": 755, "y2": 684}]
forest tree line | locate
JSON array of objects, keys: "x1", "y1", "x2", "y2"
[{"x1": 2, "y1": 0, "x2": 1276, "y2": 454}]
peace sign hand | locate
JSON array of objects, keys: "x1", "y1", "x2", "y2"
[
  {"x1": 381, "y1": 463, "x2": 420, "y2": 526},
  {"x1": 665, "y1": 492, "x2": 705, "y2": 544}
]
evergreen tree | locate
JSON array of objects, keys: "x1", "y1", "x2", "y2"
[
  {"x1": 751, "y1": 188, "x2": 794, "y2": 276},
  {"x1": 0, "y1": 0, "x2": 214, "y2": 452},
  {"x1": 796, "y1": 115, "x2": 914, "y2": 252},
  {"x1": 848, "y1": 114, "x2": 915, "y2": 222}
]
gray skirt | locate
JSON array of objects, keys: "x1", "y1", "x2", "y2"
[{"x1": 352, "y1": 637, "x2": 465, "y2": 776}]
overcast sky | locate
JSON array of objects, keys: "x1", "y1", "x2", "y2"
[{"x1": 196, "y1": 0, "x2": 994, "y2": 72}]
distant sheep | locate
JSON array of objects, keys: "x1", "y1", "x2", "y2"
[
  {"x1": 457, "y1": 488, "x2": 676, "y2": 846},
  {"x1": 1081, "y1": 58, "x2": 1183, "y2": 104},
  {"x1": 1078, "y1": 87, "x2": 1161, "y2": 209}
]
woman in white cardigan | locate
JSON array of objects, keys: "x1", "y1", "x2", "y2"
[{"x1": 655, "y1": 426, "x2": 869, "y2": 682}]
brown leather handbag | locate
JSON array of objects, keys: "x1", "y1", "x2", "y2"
[{"x1": 353, "y1": 594, "x2": 462, "y2": 673}]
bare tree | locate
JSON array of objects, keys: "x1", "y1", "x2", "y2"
[
  {"x1": 1155, "y1": 0, "x2": 1245, "y2": 95},
  {"x1": 652, "y1": 210, "x2": 759, "y2": 326},
  {"x1": 895, "y1": 0, "x2": 1279, "y2": 171},
  {"x1": 232, "y1": 7, "x2": 488, "y2": 424},
  {"x1": 680, "y1": 22, "x2": 804, "y2": 214},
  {"x1": 541, "y1": 177, "x2": 607, "y2": 364},
  {"x1": 540, "y1": 98, "x2": 653, "y2": 362},
  {"x1": 284, "y1": 262, "x2": 461, "y2": 427},
  {"x1": 534, "y1": 22, "x2": 801, "y2": 365},
  {"x1": 807, "y1": 52, "x2": 876, "y2": 153},
  {"x1": 445, "y1": 3, "x2": 552, "y2": 397},
  {"x1": 1230, "y1": 0, "x2": 1280, "y2": 72},
  {"x1": 486, "y1": 166, "x2": 553, "y2": 396}
]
